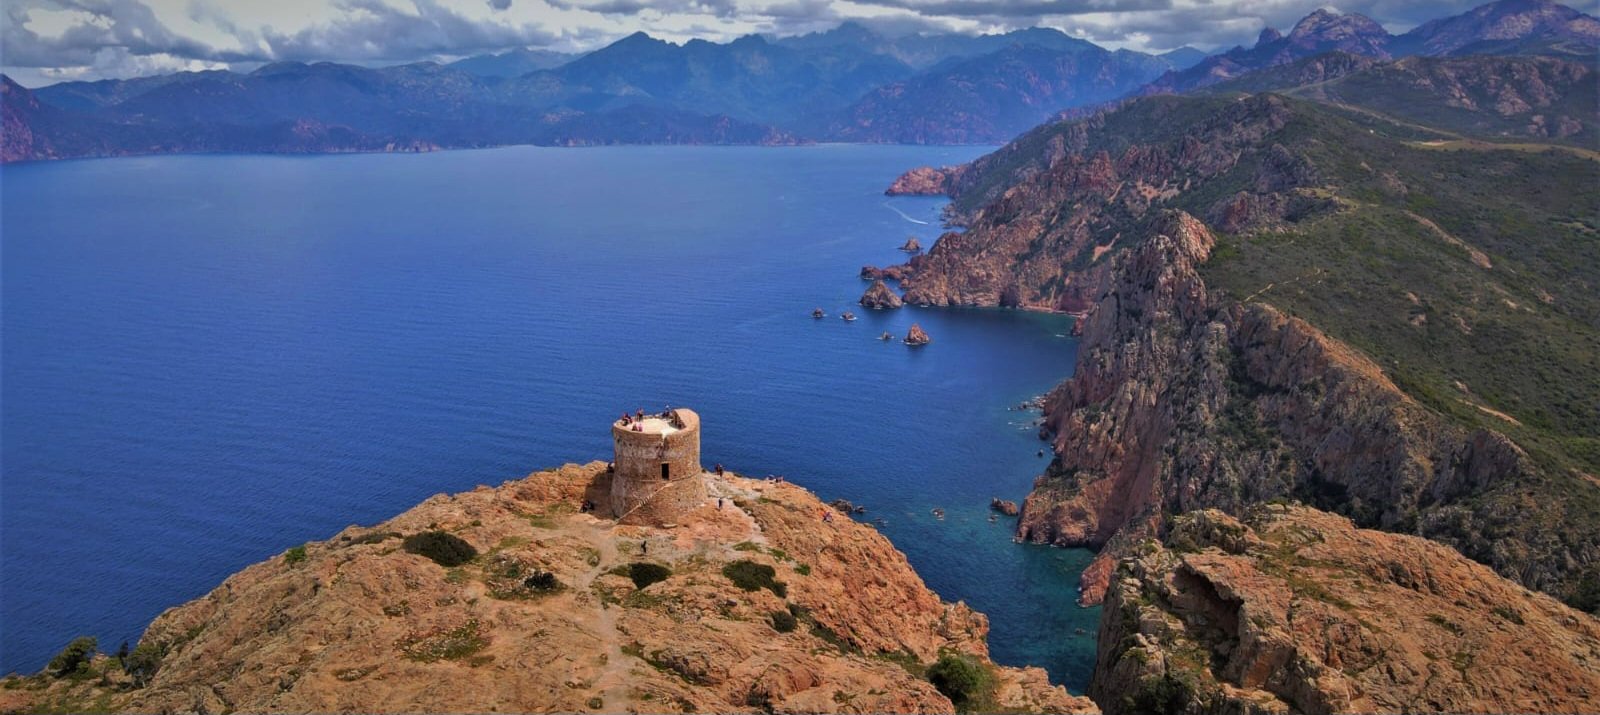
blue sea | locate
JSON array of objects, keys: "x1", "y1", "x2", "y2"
[{"x1": 0, "y1": 145, "x2": 1100, "y2": 691}]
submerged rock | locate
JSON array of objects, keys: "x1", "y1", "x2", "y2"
[{"x1": 989, "y1": 498, "x2": 1020, "y2": 516}]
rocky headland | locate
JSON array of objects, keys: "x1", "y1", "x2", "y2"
[
  {"x1": 885, "y1": 166, "x2": 965, "y2": 196},
  {"x1": 873, "y1": 89, "x2": 1600, "y2": 617},
  {"x1": 0, "y1": 464, "x2": 1091, "y2": 715}
]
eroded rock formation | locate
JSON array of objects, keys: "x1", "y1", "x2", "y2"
[
  {"x1": 885, "y1": 166, "x2": 965, "y2": 196},
  {"x1": 860, "y1": 279, "x2": 904, "y2": 309},
  {"x1": 1095, "y1": 506, "x2": 1600, "y2": 714},
  {"x1": 890, "y1": 92, "x2": 1599, "y2": 609}
]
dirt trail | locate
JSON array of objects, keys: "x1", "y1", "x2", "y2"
[{"x1": 572, "y1": 520, "x2": 632, "y2": 710}]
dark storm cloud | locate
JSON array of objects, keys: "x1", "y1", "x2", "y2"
[
  {"x1": 1, "y1": 0, "x2": 244, "y2": 69},
  {"x1": 546, "y1": 0, "x2": 742, "y2": 18},
  {"x1": 4, "y1": 0, "x2": 1588, "y2": 83},
  {"x1": 849, "y1": 0, "x2": 1171, "y2": 18},
  {"x1": 259, "y1": 0, "x2": 558, "y2": 63},
  {"x1": 3, "y1": 0, "x2": 558, "y2": 75},
  {"x1": 1056, "y1": 0, "x2": 1514, "y2": 51}
]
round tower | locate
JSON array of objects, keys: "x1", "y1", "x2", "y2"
[{"x1": 611, "y1": 408, "x2": 705, "y2": 526}]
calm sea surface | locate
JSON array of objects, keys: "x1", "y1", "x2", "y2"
[{"x1": 0, "y1": 145, "x2": 1099, "y2": 690}]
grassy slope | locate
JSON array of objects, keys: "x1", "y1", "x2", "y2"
[
  {"x1": 949, "y1": 92, "x2": 1600, "y2": 605},
  {"x1": 1200, "y1": 106, "x2": 1600, "y2": 476}
]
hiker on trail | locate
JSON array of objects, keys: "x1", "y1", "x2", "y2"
[{"x1": 715, "y1": 463, "x2": 724, "y2": 475}]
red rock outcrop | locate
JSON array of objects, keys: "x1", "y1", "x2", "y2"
[
  {"x1": 894, "y1": 92, "x2": 1593, "y2": 608},
  {"x1": 859, "y1": 279, "x2": 904, "y2": 309},
  {"x1": 885, "y1": 165, "x2": 965, "y2": 196},
  {"x1": 904, "y1": 323, "x2": 931, "y2": 346},
  {"x1": 0, "y1": 464, "x2": 1094, "y2": 714},
  {"x1": 1095, "y1": 506, "x2": 1600, "y2": 714}
]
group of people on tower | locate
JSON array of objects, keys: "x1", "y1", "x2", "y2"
[{"x1": 617, "y1": 406, "x2": 685, "y2": 431}]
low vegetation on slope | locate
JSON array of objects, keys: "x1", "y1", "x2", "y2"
[
  {"x1": 1097, "y1": 506, "x2": 1600, "y2": 715},
  {"x1": 0, "y1": 463, "x2": 1091, "y2": 714},
  {"x1": 904, "y1": 90, "x2": 1599, "y2": 611},
  {"x1": 1202, "y1": 52, "x2": 1598, "y2": 147}
]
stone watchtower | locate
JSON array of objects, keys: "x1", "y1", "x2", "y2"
[{"x1": 611, "y1": 408, "x2": 706, "y2": 526}]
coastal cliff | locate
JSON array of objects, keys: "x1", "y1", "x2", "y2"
[
  {"x1": 0, "y1": 464, "x2": 1092, "y2": 714},
  {"x1": 879, "y1": 90, "x2": 1600, "y2": 612},
  {"x1": 1095, "y1": 506, "x2": 1600, "y2": 714}
]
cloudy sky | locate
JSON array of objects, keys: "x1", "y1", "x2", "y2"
[{"x1": 2, "y1": 0, "x2": 1501, "y2": 86}]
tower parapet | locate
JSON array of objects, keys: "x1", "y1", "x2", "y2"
[{"x1": 611, "y1": 408, "x2": 705, "y2": 526}]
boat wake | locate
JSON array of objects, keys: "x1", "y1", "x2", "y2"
[{"x1": 883, "y1": 202, "x2": 929, "y2": 225}]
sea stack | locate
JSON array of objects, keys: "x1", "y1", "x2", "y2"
[
  {"x1": 860, "y1": 279, "x2": 903, "y2": 309},
  {"x1": 904, "y1": 323, "x2": 931, "y2": 346},
  {"x1": 899, "y1": 237, "x2": 923, "y2": 252}
]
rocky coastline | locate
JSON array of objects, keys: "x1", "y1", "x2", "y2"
[{"x1": 0, "y1": 464, "x2": 1092, "y2": 715}]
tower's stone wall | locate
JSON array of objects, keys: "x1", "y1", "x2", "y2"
[{"x1": 611, "y1": 408, "x2": 704, "y2": 526}]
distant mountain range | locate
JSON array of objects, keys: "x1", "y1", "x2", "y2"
[
  {"x1": 2, "y1": 0, "x2": 1595, "y2": 162},
  {"x1": 1143, "y1": 0, "x2": 1598, "y2": 95}
]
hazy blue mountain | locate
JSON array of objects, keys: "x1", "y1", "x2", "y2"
[
  {"x1": 502, "y1": 32, "x2": 915, "y2": 124},
  {"x1": 823, "y1": 42, "x2": 1177, "y2": 143},
  {"x1": 1394, "y1": 0, "x2": 1599, "y2": 56},
  {"x1": 1140, "y1": 0, "x2": 1597, "y2": 96},
  {"x1": 447, "y1": 48, "x2": 578, "y2": 77},
  {"x1": 1159, "y1": 46, "x2": 1210, "y2": 69},
  {"x1": 6, "y1": 2, "x2": 1594, "y2": 162}
]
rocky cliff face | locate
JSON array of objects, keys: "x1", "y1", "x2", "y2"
[
  {"x1": 881, "y1": 91, "x2": 1599, "y2": 612},
  {"x1": 1, "y1": 464, "x2": 1093, "y2": 714},
  {"x1": 1095, "y1": 506, "x2": 1600, "y2": 714}
]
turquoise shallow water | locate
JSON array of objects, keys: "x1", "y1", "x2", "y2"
[{"x1": 0, "y1": 145, "x2": 1101, "y2": 689}]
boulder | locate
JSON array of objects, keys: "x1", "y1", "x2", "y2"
[
  {"x1": 860, "y1": 280, "x2": 904, "y2": 310},
  {"x1": 904, "y1": 323, "x2": 931, "y2": 346}
]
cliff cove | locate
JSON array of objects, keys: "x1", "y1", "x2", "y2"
[{"x1": 0, "y1": 145, "x2": 1100, "y2": 690}]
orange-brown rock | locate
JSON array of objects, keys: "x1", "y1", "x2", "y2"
[
  {"x1": 899, "y1": 93, "x2": 1594, "y2": 609},
  {"x1": 860, "y1": 279, "x2": 903, "y2": 309},
  {"x1": 0, "y1": 464, "x2": 1094, "y2": 714},
  {"x1": 1094, "y1": 506, "x2": 1600, "y2": 714},
  {"x1": 904, "y1": 323, "x2": 931, "y2": 346},
  {"x1": 885, "y1": 166, "x2": 964, "y2": 196}
]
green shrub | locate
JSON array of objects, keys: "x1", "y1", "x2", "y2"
[
  {"x1": 284, "y1": 545, "x2": 308, "y2": 565},
  {"x1": 403, "y1": 531, "x2": 478, "y2": 567},
  {"x1": 523, "y1": 570, "x2": 562, "y2": 593},
  {"x1": 769, "y1": 609, "x2": 798, "y2": 633},
  {"x1": 1127, "y1": 672, "x2": 1194, "y2": 714},
  {"x1": 926, "y1": 653, "x2": 993, "y2": 712},
  {"x1": 47, "y1": 636, "x2": 97, "y2": 679},
  {"x1": 627, "y1": 562, "x2": 673, "y2": 590},
  {"x1": 722, "y1": 560, "x2": 786, "y2": 597},
  {"x1": 124, "y1": 642, "x2": 165, "y2": 688}
]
